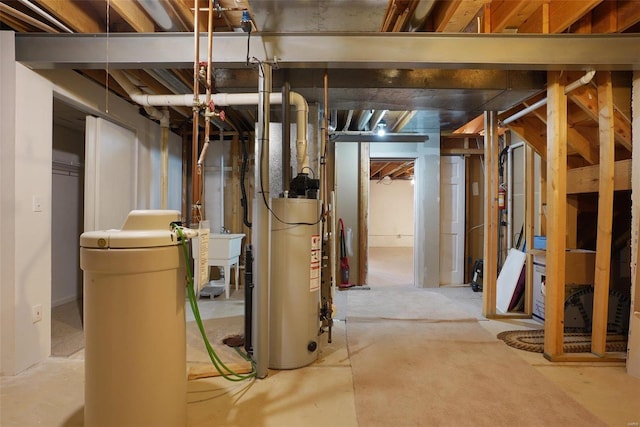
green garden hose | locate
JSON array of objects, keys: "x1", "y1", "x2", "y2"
[{"x1": 174, "y1": 226, "x2": 256, "y2": 382}]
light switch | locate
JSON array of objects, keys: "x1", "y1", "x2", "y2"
[{"x1": 32, "y1": 196, "x2": 43, "y2": 212}]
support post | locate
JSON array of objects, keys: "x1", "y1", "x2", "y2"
[
  {"x1": 482, "y1": 111, "x2": 499, "y2": 317},
  {"x1": 544, "y1": 71, "x2": 568, "y2": 359},
  {"x1": 592, "y1": 71, "x2": 615, "y2": 355},
  {"x1": 253, "y1": 62, "x2": 271, "y2": 379}
]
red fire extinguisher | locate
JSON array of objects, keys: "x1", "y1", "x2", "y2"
[{"x1": 498, "y1": 184, "x2": 506, "y2": 210}]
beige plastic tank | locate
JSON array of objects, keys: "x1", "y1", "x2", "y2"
[{"x1": 80, "y1": 210, "x2": 186, "y2": 427}]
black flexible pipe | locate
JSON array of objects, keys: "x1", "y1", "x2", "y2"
[
  {"x1": 244, "y1": 244, "x2": 254, "y2": 355},
  {"x1": 240, "y1": 133, "x2": 252, "y2": 228}
]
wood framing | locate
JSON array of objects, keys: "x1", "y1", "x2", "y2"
[
  {"x1": 544, "y1": 71, "x2": 568, "y2": 359},
  {"x1": 591, "y1": 71, "x2": 615, "y2": 356},
  {"x1": 482, "y1": 111, "x2": 499, "y2": 317},
  {"x1": 566, "y1": 159, "x2": 632, "y2": 194},
  {"x1": 358, "y1": 142, "x2": 370, "y2": 286}
]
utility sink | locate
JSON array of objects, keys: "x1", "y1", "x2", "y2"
[
  {"x1": 208, "y1": 233, "x2": 245, "y2": 260},
  {"x1": 192, "y1": 233, "x2": 245, "y2": 299}
]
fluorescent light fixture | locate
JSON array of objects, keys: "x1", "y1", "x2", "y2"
[
  {"x1": 138, "y1": 0, "x2": 173, "y2": 30},
  {"x1": 331, "y1": 132, "x2": 429, "y2": 143}
]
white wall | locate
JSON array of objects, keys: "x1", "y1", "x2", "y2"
[
  {"x1": 0, "y1": 60, "x2": 53, "y2": 375},
  {"x1": 1, "y1": 32, "x2": 183, "y2": 374},
  {"x1": 369, "y1": 180, "x2": 414, "y2": 247},
  {"x1": 335, "y1": 143, "x2": 361, "y2": 283},
  {"x1": 1, "y1": 31, "x2": 19, "y2": 375}
]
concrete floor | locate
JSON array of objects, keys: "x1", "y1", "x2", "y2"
[{"x1": 2, "y1": 248, "x2": 640, "y2": 426}]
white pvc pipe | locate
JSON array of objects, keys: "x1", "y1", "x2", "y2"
[
  {"x1": 17, "y1": 0, "x2": 74, "y2": 33},
  {"x1": 502, "y1": 70, "x2": 595, "y2": 125},
  {"x1": 109, "y1": 70, "x2": 310, "y2": 173}
]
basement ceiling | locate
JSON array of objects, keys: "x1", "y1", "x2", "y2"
[{"x1": 3, "y1": 0, "x2": 640, "y2": 146}]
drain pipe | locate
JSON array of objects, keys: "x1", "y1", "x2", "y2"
[
  {"x1": 254, "y1": 62, "x2": 272, "y2": 379},
  {"x1": 502, "y1": 70, "x2": 595, "y2": 126},
  {"x1": 109, "y1": 70, "x2": 310, "y2": 174}
]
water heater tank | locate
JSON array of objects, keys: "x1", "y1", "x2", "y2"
[{"x1": 269, "y1": 197, "x2": 321, "y2": 369}]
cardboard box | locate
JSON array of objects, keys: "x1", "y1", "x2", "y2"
[{"x1": 530, "y1": 249, "x2": 596, "y2": 322}]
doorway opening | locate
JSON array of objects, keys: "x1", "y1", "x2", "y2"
[
  {"x1": 51, "y1": 97, "x2": 86, "y2": 357},
  {"x1": 367, "y1": 158, "x2": 415, "y2": 288}
]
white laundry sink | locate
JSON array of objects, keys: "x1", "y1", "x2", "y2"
[{"x1": 208, "y1": 233, "x2": 244, "y2": 260}]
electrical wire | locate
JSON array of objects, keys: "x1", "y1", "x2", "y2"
[{"x1": 174, "y1": 226, "x2": 256, "y2": 382}]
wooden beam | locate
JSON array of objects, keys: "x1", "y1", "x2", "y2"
[
  {"x1": 549, "y1": 0, "x2": 603, "y2": 33},
  {"x1": 431, "y1": 0, "x2": 484, "y2": 32},
  {"x1": 370, "y1": 161, "x2": 390, "y2": 177},
  {"x1": 358, "y1": 143, "x2": 370, "y2": 286},
  {"x1": 523, "y1": 97, "x2": 599, "y2": 165},
  {"x1": 490, "y1": 0, "x2": 543, "y2": 33},
  {"x1": 617, "y1": 0, "x2": 640, "y2": 32},
  {"x1": 590, "y1": 0, "x2": 617, "y2": 33},
  {"x1": 544, "y1": 71, "x2": 568, "y2": 359},
  {"x1": 591, "y1": 71, "x2": 615, "y2": 356},
  {"x1": 506, "y1": 116, "x2": 547, "y2": 159},
  {"x1": 566, "y1": 159, "x2": 631, "y2": 194},
  {"x1": 482, "y1": 111, "x2": 499, "y2": 317},
  {"x1": 568, "y1": 85, "x2": 632, "y2": 151},
  {"x1": 0, "y1": 3, "x2": 60, "y2": 33},
  {"x1": 36, "y1": 0, "x2": 103, "y2": 32}
]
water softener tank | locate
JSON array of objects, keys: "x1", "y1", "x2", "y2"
[
  {"x1": 80, "y1": 210, "x2": 186, "y2": 427},
  {"x1": 269, "y1": 198, "x2": 321, "y2": 369}
]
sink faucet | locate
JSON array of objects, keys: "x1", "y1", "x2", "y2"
[{"x1": 220, "y1": 226, "x2": 230, "y2": 234}]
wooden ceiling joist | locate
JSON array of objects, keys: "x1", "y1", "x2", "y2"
[
  {"x1": 489, "y1": 0, "x2": 543, "y2": 33},
  {"x1": 37, "y1": 0, "x2": 103, "y2": 32},
  {"x1": 431, "y1": 0, "x2": 484, "y2": 32},
  {"x1": 567, "y1": 85, "x2": 632, "y2": 151},
  {"x1": 506, "y1": 115, "x2": 547, "y2": 159}
]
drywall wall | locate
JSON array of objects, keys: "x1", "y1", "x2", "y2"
[
  {"x1": 1, "y1": 34, "x2": 183, "y2": 374},
  {"x1": 1, "y1": 31, "x2": 17, "y2": 375},
  {"x1": 369, "y1": 179, "x2": 414, "y2": 247},
  {"x1": 335, "y1": 143, "x2": 360, "y2": 284},
  {"x1": 0, "y1": 61, "x2": 54, "y2": 375}
]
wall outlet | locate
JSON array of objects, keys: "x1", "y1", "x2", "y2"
[
  {"x1": 32, "y1": 196, "x2": 43, "y2": 212},
  {"x1": 32, "y1": 304, "x2": 43, "y2": 323}
]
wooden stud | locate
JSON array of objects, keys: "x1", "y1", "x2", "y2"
[
  {"x1": 543, "y1": 71, "x2": 568, "y2": 359},
  {"x1": 358, "y1": 143, "x2": 370, "y2": 286},
  {"x1": 482, "y1": 111, "x2": 499, "y2": 317},
  {"x1": 591, "y1": 71, "x2": 615, "y2": 356}
]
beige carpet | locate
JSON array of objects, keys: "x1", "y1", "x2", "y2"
[{"x1": 346, "y1": 287, "x2": 606, "y2": 426}]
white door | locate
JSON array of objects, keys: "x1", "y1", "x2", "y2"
[
  {"x1": 439, "y1": 156, "x2": 465, "y2": 285},
  {"x1": 85, "y1": 117, "x2": 137, "y2": 231}
]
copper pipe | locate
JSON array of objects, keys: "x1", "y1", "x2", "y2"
[
  {"x1": 194, "y1": 0, "x2": 215, "y2": 221},
  {"x1": 191, "y1": 0, "x2": 201, "y2": 224}
]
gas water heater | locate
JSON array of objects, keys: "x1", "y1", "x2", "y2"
[{"x1": 269, "y1": 197, "x2": 322, "y2": 369}]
